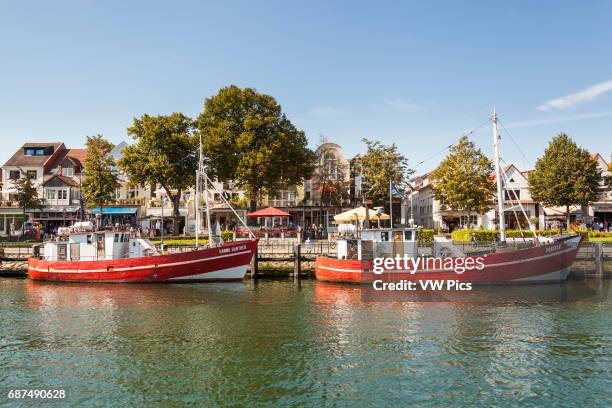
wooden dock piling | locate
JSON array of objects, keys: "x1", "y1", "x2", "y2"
[
  {"x1": 293, "y1": 243, "x2": 301, "y2": 280},
  {"x1": 250, "y1": 247, "x2": 258, "y2": 279}
]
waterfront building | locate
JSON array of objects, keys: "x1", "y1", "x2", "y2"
[
  {"x1": 486, "y1": 164, "x2": 544, "y2": 230},
  {"x1": 1, "y1": 142, "x2": 87, "y2": 236},
  {"x1": 587, "y1": 153, "x2": 611, "y2": 227},
  {"x1": 410, "y1": 164, "x2": 545, "y2": 231},
  {"x1": 296, "y1": 142, "x2": 351, "y2": 230}
]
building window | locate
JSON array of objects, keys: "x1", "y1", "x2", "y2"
[
  {"x1": 46, "y1": 190, "x2": 56, "y2": 200},
  {"x1": 323, "y1": 153, "x2": 339, "y2": 180},
  {"x1": 24, "y1": 148, "x2": 46, "y2": 156},
  {"x1": 58, "y1": 189, "x2": 67, "y2": 200},
  {"x1": 61, "y1": 167, "x2": 74, "y2": 177},
  {"x1": 9, "y1": 170, "x2": 20, "y2": 180},
  {"x1": 26, "y1": 170, "x2": 37, "y2": 179},
  {"x1": 504, "y1": 190, "x2": 521, "y2": 201}
]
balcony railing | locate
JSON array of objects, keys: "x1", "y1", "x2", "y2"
[{"x1": 268, "y1": 200, "x2": 298, "y2": 208}]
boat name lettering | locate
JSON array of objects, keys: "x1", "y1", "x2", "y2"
[
  {"x1": 545, "y1": 244, "x2": 562, "y2": 253},
  {"x1": 219, "y1": 245, "x2": 247, "y2": 254}
]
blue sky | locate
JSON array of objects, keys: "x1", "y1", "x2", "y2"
[{"x1": 1, "y1": 0, "x2": 611, "y2": 174}]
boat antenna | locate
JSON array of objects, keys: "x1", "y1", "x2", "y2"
[{"x1": 493, "y1": 109, "x2": 506, "y2": 243}]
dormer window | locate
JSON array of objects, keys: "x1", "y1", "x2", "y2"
[{"x1": 23, "y1": 146, "x2": 53, "y2": 156}]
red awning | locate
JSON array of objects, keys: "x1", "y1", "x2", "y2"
[{"x1": 247, "y1": 207, "x2": 291, "y2": 218}]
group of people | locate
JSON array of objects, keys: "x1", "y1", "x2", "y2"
[
  {"x1": 301, "y1": 223, "x2": 327, "y2": 240},
  {"x1": 591, "y1": 221, "x2": 612, "y2": 232}
]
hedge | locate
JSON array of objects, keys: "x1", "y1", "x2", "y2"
[{"x1": 451, "y1": 229, "x2": 565, "y2": 243}]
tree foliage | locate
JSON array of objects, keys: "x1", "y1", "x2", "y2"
[
  {"x1": 195, "y1": 85, "x2": 315, "y2": 211},
  {"x1": 119, "y1": 113, "x2": 197, "y2": 231},
  {"x1": 529, "y1": 133, "x2": 602, "y2": 228},
  {"x1": 352, "y1": 138, "x2": 413, "y2": 204},
  {"x1": 430, "y1": 136, "x2": 495, "y2": 216},
  {"x1": 14, "y1": 172, "x2": 43, "y2": 212},
  {"x1": 82, "y1": 135, "x2": 119, "y2": 209}
]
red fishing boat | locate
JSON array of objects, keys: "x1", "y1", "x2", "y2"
[
  {"x1": 316, "y1": 112, "x2": 582, "y2": 285},
  {"x1": 315, "y1": 228, "x2": 581, "y2": 284},
  {"x1": 28, "y1": 136, "x2": 258, "y2": 283},
  {"x1": 28, "y1": 226, "x2": 257, "y2": 282}
]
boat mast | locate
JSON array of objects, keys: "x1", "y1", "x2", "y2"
[
  {"x1": 200, "y1": 136, "x2": 214, "y2": 246},
  {"x1": 493, "y1": 110, "x2": 506, "y2": 242},
  {"x1": 195, "y1": 138, "x2": 201, "y2": 248}
]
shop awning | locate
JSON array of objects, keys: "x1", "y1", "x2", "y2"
[
  {"x1": 543, "y1": 205, "x2": 582, "y2": 216},
  {"x1": 247, "y1": 207, "x2": 290, "y2": 218},
  {"x1": 30, "y1": 206, "x2": 80, "y2": 213},
  {"x1": 145, "y1": 208, "x2": 188, "y2": 217},
  {"x1": 89, "y1": 207, "x2": 138, "y2": 215},
  {"x1": 333, "y1": 206, "x2": 390, "y2": 223}
]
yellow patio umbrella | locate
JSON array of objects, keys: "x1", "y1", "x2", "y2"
[{"x1": 333, "y1": 206, "x2": 390, "y2": 224}]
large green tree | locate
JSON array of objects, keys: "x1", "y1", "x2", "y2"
[
  {"x1": 430, "y1": 136, "x2": 495, "y2": 223},
  {"x1": 14, "y1": 171, "x2": 43, "y2": 236},
  {"x1": 195, "y1": 85, "x2": 315, "y2": 211},
  {"x1": 82, "y1": 135, "x2": 120, "y2": 216},
  {"x1": 529, "y1": 133, "x2": 602, "y2": 229},
  {"x1": 119, "y1": 113, "x2": 197, "y2": 233},
  {"x1": 352, "y1": 138, "x2": 413, "y2": 204}
]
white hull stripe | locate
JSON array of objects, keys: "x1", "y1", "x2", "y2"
[
  {"x1": 168, "y1": 265, "x2": 247, "y2": 281},
  {"x1": 317, "y1": 246, "x2": 577, "y2": 274},
  {"x1": 30, "y1": 250, "x2": 252, "y2": 274}
]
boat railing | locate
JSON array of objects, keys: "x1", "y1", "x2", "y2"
[{"x1": 452, "y1": 240, "x2": 538, "y2": 255}]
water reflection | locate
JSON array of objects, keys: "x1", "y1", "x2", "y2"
[{"x1": 1, "y1": 278, "x2": 610, "y2": 407}]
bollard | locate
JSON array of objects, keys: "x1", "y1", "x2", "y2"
[
  {"x1": 251, "y1": 247, "x2": 259, "y2": 279},
  {"x1": 293, "y1": 243, "x2": 301, "y2": 280},
  {"x1": 595, "y1": 242, "x2": 603, "y2": 277}
]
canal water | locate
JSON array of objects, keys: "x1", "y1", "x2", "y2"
[{"x1": 1, "y1": 278, "x2": 610, "y2": 407}]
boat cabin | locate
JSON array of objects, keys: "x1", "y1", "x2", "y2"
[
  {"x1": 43, "y1": 222, "x2": 159, "y2": 261},
  {"x1": 336, "y1": 225, "x2": 420, "y2": 261}
]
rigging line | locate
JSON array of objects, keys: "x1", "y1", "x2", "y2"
[
  {"x1": 414, "y1": 117, "x2": 492, "y2": 168},
  {"x1": 498, "y1": 118, "x2": 532, "y2": 168},
  {"x1": 499, "y1": 157, "x2": 538, "y2": 242}
]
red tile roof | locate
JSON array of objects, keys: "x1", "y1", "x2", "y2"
[{"x1": 66, "y1": 148, "x2": 87, "y2": 165}]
